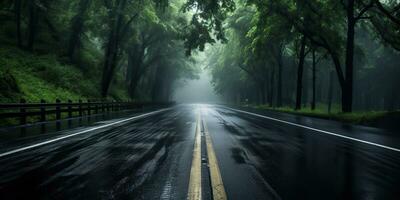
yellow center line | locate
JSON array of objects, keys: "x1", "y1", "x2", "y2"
[
  {"x1": 187, "y1": 113, "x2": 202, "y2": 200},
  {"x1": 203, "y1": 115, "x2": 227, "y2": 200}
]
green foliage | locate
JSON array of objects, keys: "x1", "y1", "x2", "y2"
[
  {"x1": 0, "y1": 46, "x2": 128, "y2": 102},
  {"x1": 0, "y1": 0, "x2": 205, "y2": 103},
  {"x1": 0, "y1": 69, "x2": 20, "y2": 101},
  {"x1": 251, "y1": 104, "x2": 394, "y2": 125},
  {"x1": 207, "y1": 0, "x2": 400, "y2": 112},
  {"x1": 1, "y1": 0, "x2": 399, "y2": 111},
  {"x1": 181, "y1": 0, "x2": 236, "y2": 55}
]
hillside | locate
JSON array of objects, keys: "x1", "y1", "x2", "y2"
[{"x1": 0, "y1": 46, "x2": 129, "y2": 103}]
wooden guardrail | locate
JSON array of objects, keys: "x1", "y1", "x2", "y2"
[{"x1": 0, "y1": 99, "x2": 172, "y2": 126}]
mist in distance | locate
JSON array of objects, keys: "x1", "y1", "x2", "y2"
[{"x1": 172, "y1": 69, "x2": 222, "y2": 104}]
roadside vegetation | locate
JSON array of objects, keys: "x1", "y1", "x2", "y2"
[
  {"x1": 0, "y1": 45, "x2": 128, "y2": 103},
  {"x1": 1, "y1": 0, "x2": 233, "y2": 103},
  {"x1": 247, "y1": 104, "x2": 399, "y2": 126},
  {"x1": 207, "y1": 0, "x2": 400, "y2": 120}
]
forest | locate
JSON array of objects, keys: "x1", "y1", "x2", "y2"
[
  {"x1": 0, "y1": 0, "x2": 211, "y2": 102},
  {"x1": 207, "y1": 0, "x2": 400, "y2": 114},
  {"x1": 0, "y1": 0, "x2": 400, "y2": 114}
]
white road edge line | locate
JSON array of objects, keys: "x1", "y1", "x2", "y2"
[
  {"x1": 224, "y1": 107, "x2": 400, "y2": 153},
  {"x1": 0, "y1": 108, "x2": 172, "y2": 158}
]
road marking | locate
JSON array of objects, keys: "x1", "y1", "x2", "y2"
[
  {"x1": 0, "y1": 108, "x2": 172, "y2": 158},
  {"x1": 187, "y1": 113, "x2": 202, "y2": 200},
  {"x1": 203, "y1": 115, "x2": 227, "y2": 200},
  {"x1": 225, "y1": 107, "x2": 400, "y2": 153}
]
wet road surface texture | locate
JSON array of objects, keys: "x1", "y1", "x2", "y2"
[{"x1": 0, "y1": 104, "x2": 399, "y2": 200}]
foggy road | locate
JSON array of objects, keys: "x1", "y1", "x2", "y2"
[{"x1": 0, "y1": 104, "x2": 399, "y2": 200}]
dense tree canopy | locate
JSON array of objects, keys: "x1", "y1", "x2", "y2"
[
  {"x1": 1, "y1": 0, "x2": 399, "y2": 112},
  {"x1": 0, "y1": 0, "x2": 236, "y2": 102},
  {"x1": 208, "y1": 0, "x2": 400, "y2": 112}
]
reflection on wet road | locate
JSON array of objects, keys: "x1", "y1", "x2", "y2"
[{"x1": 0, "y1": 104, "x2": 399, "y2": 199}]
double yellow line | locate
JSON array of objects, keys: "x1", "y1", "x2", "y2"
[
  {"x1": 187, "y1": 113, "x2": 203, "y2": 199},
  {"x1": 187, "y1": 112, "x2": 227, "y2": 200}
]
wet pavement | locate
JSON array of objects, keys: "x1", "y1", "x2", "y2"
[{"x1": 0, "y1": 104, "x2": 399, "y2": 199}]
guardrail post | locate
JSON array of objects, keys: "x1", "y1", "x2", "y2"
[
  {"x1": 95, "y1": 101, "x2": 98, "y2": 114},
  {"x1": 87, "y1": 100, "x2": 91, "y2": 115},
  {"x1": 56, "y1": 99, "x2": 61, "y2": 120},
  {"x1": 68, "y1": 99, "x2": 72, "y2": 118},
  {"x1": 78, "y1": 99, "x2": 82, "y2": 117},
  {"x1": 20, "y1": 98, "x2": 26, "y2": 125},
  {"x1": 106, "y1": 101, "x2": 110, "y2": 112},
  {"x1": 40, "y1": 99, "x2": 46, "y2": 122}
]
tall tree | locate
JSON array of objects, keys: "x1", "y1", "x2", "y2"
[
  {"x1": 27, "y1": 0, "x2": 38, "y2": 51},
  {"x1": 295, "y1": 35, "x2": 306, "y2": 110},
  {"x1": 14, "y1": 0, "x2": 22, "y2": 48},
  {"x1": 67, "y1": 0, "x2": 91, "y2": 61},
  {"x1": 100, "y1": 0, "x2": 135, "y2": 97}
]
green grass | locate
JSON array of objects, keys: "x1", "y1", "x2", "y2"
[
  {"x1": 248, "y1": 104, "x2": 396, "y2": 125},
  {"x1": 0, "y1": 45, "x2": 129, "y2": 103}
]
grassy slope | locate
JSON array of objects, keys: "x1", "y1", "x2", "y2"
[{"x1": 0, "y1": 46, "x2": 129, "y2": 103}]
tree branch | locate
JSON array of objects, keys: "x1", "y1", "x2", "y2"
[
  {"x1": 355, "y1": 1, "x2": 374, "y2": 21},
  {"x1": 238, "y1": 63, "x2": 259, "y2": 82},
  {"x1": 119, "y1": 13, "x2": 139, "y2": 39},
  {"x1": 358, "y1": 16, "x2": 373, "y2": 20},
  {"x1": 392, "y1": 4, "x2": 400, "y2": 13},
  {"x1": 374, "y1": 0, "x2": 400, "y2": 26}
]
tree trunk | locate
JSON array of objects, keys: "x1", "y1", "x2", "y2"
[
  {"x1": 384, "y1": 85, "x2": 396, "y2": 111},
  {"x1": 100, "y1": 0, "x2": 127, "y2": 97},
  {"x1": 343, "y1": 0, "x2": 355, "y2": 113},
  {"x1": 277, "y1": 46, "x2": 283, "y2": 107},
  {"x1": 311, "y1": 49, "x2": 316, "y2": 110},
  {"x1": 67, "y1": 0, "x2": 91, "y2": 61},
  {"x1": 152, "y1": 65, "x2": 166, "y2": 101},
  {"x1": 101, "y1": 28, "x2": 117, "y2": 97},
  {"x1": 127, "y1": 44, "x2": 144, "y2": 98},
  {"x1": 259, "y1": 82, "x2": 266, "y2": 104},
  {"x1": 328, "y1": 71, "x2": 334, "y2": 113},
  {"x1": 269, "y1": 67, "x2": 275, "y2": 107},
  {"x1": 100, "y1": 40, "x2": 119, "y2": 97},
  {"x1": 328, "y1": 50, "x2": 345, "y2": 90},
  {"x1": 15, "y1": 0, "x2": 22, "y2": 48},
  {"x1": 27, "y1": 0, "x2": 38, "y2": 51},
  {"x1": 295, "y1": 36, "x2": 306, "y2": 110},
  {"x1": 303, "y1": 64, "x2": 308, "y2": 108},
  {"x1": 127, "y1": 48, "x2": 138, "y2": 98}
]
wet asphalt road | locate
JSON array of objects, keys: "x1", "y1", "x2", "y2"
[{"x1": 0, "y1": 104, "x2": 399, "y2": 199}]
